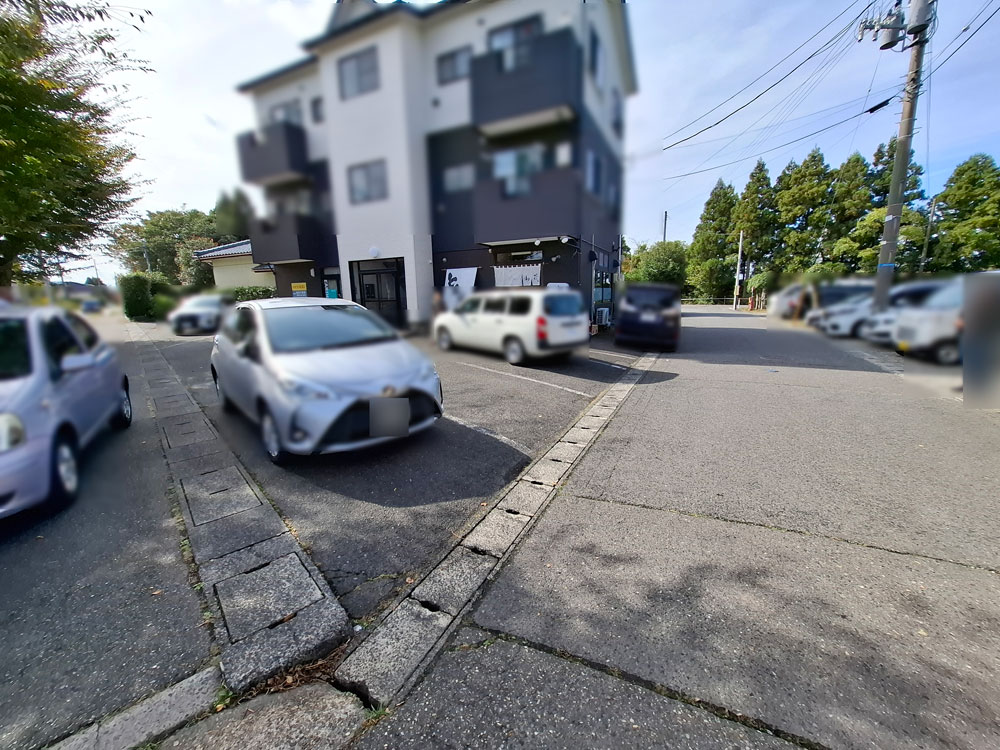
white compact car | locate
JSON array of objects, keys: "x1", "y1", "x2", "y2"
[
  {"x1": 893, "y1": 280, "x2": 963, "y2": 365},
  {"x1": 434, "y1": 288, "x2": 589, "y2": 364},
  {"x1": 820, "y1": 281, "x2": 946, "y2": 338},
  {"x1": 858, "y1": 281, "x2": 949, "y2": 345}
]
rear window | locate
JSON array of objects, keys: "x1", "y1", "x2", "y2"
[
  {"x1": 624, "y1": 287, "x2": 677, "y2": 308},
  {"x1": 543, "y1": 293, "x2": 584, "y2": 316},
  {"x1": 0, "y1": 319, "x2": 32, "y2": 380},
  {"x1": 508, "y1": 297, "x2": 531, "y2": 315}
]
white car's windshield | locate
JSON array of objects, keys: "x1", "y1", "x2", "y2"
[
  {"x1": 185, "y1": 296, "x2": 221, "y2": 309},
  {"x1": 262, "y1": 305, "x2": 398, "y2": 353},
  {"x1": 923, "y1": 283, "x2": 963, "y2": 310}
]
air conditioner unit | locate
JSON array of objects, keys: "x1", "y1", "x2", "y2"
[{"x1": 595, "y1": 307, "x2": 610, "y2": 327}]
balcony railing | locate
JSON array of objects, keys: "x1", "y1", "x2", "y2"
[
  {"x1": 237, "y1": 121, "x2": 309, "y2": 186},
  {"x1": 249, "y1": 214, "x2": 337, "y2": 266},
  {"x1": 471, "y1": 28, "x2": 583, "y2": 137},
  {"x1": 473, "y1": 167, "x2": 581, "y2": 243}
]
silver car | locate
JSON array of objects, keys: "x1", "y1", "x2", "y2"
[
  {"x1": 209, "y1": 297, "x2": 443, "y2": 464},
  {"x1": 0, "y1": 306, "x2": 132, "y2": 519}
]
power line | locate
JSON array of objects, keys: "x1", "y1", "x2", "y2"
[
  {"x1": 661, "y1": 0, "x2": 871, "y2": 142},
  {"x1": 930, "y1": 3, "x2": 1000, "y2": 74},
  {"x1": 934, "y1": 0, "x2": 995, "y2": 59},
  {"x1": 663, "y1": 1, "x2": 876, "y2": 151},
  {"x1": 661, "y1": 98, "x2": 896, "y2": 180},
  {"x1": 848, "y1": 42, "x2": 882, "y2": 153}
]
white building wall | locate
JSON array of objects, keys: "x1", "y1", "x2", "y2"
[
  {"x1": 210, "y1": 257, "x2": 276, "y2": 289},
  {"x1": 578, "y1": 0, "x2": 629, "y2": 161}
]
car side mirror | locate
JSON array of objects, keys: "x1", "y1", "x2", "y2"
[{"x1": 60, "y1": 352, "x2": 96, "y2": 372}]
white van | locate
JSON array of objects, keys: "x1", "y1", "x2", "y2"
[
  {"x1": 433, "y1": 288, "x2": 590, "y2": 364},
  {"x1": 893, "y1": 279, "x2": 963, "y2": 364}
]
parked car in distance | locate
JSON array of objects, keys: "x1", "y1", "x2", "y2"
[
  {"x1": 210, "y1": 297, "x2": 442, "y2": 464},
  {"x1": 0, "y1": 306, "x2": 132, "y2": 519},
  {"x1": 767, "y1": 284, "x2": 803, "y2": 319},
  {"x1": 80, "y1": 298, "x2": 104, "y2": 314},
  {"x1": 169, "y1": 294, "x2": 226, "y2": 335},
  {"x1": 614, "y1": 282, "x2": 681, "y2": 351},
  {"x1": 820, "y1": 281, "x2": 946, "y2": 338},
  {"x1": 893, "y1": 279, "x2": 964, "y2": 365},
  {"x1": 434, "y1": 288, "x2": 589, "y2": 365},
  {"x1": 772, "y1": 280, "x2": 874, "y2": 321},
  {"x1": 854, "y1": 280, "x2": 949, "y2": 344}
]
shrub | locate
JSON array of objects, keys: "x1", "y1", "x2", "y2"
[
  {"x1": 150, "y1": 294, "x2": 175, "y2": 321},
  {"x1": 118, "y1": 273, "x2": 151, "y2": 319},
  {"x1": 225, "y1": 286, "x2": 275, "y2": 302},
  {"x1": 144, "y1": 271, "x2": 175, "y2": 297}
]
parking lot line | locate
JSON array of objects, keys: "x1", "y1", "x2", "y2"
[
  {"x1": 443, "y1": 414, "x2": 531, "y2": 456},
  {"x1": 457, "y1": 362, "x2": 592, "y2": 398}
]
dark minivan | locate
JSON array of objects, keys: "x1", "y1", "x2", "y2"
[{"x1": 614, "y1": 282, "x2": 681, "y2": 351}]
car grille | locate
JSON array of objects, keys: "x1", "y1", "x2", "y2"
[
  {"x1": 320, "y1": 391, "x2": 439, "y2": 446},
  {"x1": 897, "y1": 326, "x2": 916, "y2": 340}
]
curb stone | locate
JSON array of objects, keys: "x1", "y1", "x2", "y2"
[{"x1": 333, "y1": 353, "x2": 659, "y2": 709}]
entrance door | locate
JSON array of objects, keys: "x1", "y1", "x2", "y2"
[{"x1": 351, "y1": 258, "x2": 406, "y2": 327}]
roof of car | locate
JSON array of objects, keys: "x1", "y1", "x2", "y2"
[
  {"x1": 0, "y1": 304, "x2": 62, "y2": 319},
  {"x1": 470, "y1": 287, "x2": 579, "y2": 296},
  {"x1": 245, "y1": 296, "x2": 360, "y2": 310}
]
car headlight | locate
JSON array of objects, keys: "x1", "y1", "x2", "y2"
[
  {"x1": 0, "y1": 413, "x2": 26, "y2": 452},
  {"x1": 277, "y1": 376, "x2": 332, "y2": 400}
]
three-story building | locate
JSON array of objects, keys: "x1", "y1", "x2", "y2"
[{"x1": 236, "y1": 0, "x2": 636, "y2": 327}]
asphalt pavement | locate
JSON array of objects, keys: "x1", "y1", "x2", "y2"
[
  {"x1": 364, "y1": 306, "x2": 1000, "y2": 749},
  {"x1": 0, "y1": 314, "x2": 211, "y2": 750},
  {"x1": 142, "y1": 325, "x2": 639, "y2": 619}
]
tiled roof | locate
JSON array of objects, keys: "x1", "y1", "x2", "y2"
[{"x1": 195, "y1": 240, "x2": 252, "y2": 260}]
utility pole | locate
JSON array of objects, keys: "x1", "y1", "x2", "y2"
[
  {"x1": 662, "y1": 210, "x2": 668, "y2": 243},
  {"x1": 919, "y1": 194, "x2": 937, "y2": 271},
  {"x1": 732, "y1": 229, "x2": 743, "y2": 310},
  {"x1": 858, "y1": 0, "x2": 936, "y2": 310}
]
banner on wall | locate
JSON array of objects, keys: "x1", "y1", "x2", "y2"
[
  {"x1": 494, "y1": 264, "x2": 541, "y2": 287},
  {"x1": 442, "y1": 266, "x2": 478, "y2": 310}
]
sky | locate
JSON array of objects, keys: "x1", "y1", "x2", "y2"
[{"x1": 69, "y1": 0, "x2": 1000, "y2": 282}]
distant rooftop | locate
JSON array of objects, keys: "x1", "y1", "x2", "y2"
[{"x1": 196, "y1": 239, "x2": 252, "y2": 260}]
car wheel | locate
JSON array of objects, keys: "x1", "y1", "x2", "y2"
[
  {"x1": 504, "y1": 337, "x2": 526, "y2": 366},
  {"x1": 934, "y1": 341, "x2": 961, "y2": 366},
  {"x1": 110, "y1": 384, "x2": 132, "y2": 429},
  {"x1": 259, "y1": 407, "x2": 290, "y2": 465},
  {"x1": 437, "y1": 327, "x2": 452, "y2": 351},
  {"x1": 850, "y1": 320, "x2": 865, "y2": 338},
  {"x1": 214, "y1": 372, "x2": 235, "y2": 413},
  {"x1": 49, "y1": 432, "x2": 80, "y2": 505}
]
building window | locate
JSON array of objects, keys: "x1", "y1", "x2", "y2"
[
  {"x1": 555, "y1": 141, "x2": 573, "y2": 168},
  {"x1": 269, "y1": 100, "x2": 302, "y2": 125},
  {"x1": 348, "y1": 160, "x2": 388, "y2": 204},
  {"x1": 585, "y1": 150, "x2": 603, "y2": 196},
  {"x1": 589, "y1": 26, "x2": 604, "y2": 90},
  {"x1": 443, "y1": 163, "x2": 475, "y2": 193},
  {"x1": 488, "y1": 15, "x2": 542, "y2": 72},
  {"x1": 310, "y1": 96, "x2": 324, "y2": 123},
  {"x1": 338, "y1": 46, "x2": 379, "y2": 100},
  {"x1": 493, "y1": 144, "x2": 544, "y2": 198},
  {"x1": 611, "y1": 89, "x2": 623, "y2": 137},
  {"x1": 437, "y1": 46, "x2": 472, "y2": 85}
]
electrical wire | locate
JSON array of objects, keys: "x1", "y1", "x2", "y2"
[
  {"x1": 848, "y1": 44, "x2": 882, "y2": 153},
  {"x1": 661, "y1": 0, "x2": 871, "y2": 142},
  {"x1": 931, "y1": 3, "x2": 1000, "y2": 73},
  {"x1": 933, "y1": 0, "x2": 995, "y2": 59},
  {"x1": 661, "y1": 98, "x2": 897, "y2": 180},
  {"x1": 663, "y1": 1, "x2": 877, "y2": 150}
]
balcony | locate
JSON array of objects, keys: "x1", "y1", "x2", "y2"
[
  {"x1": 471, "y1": 28, "x2": 582, "y2": 137},
  {"x1": 250, "y1": 214, "x2": 338, "y2": 266},
  {"x1": 473, "y1": 167, "x2": 580, "y2": 243},
  {"x1": 237, "y1": 121, "x2": 309, "y2": 186}
]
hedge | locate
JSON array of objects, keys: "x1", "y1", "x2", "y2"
[
  {"x1": 224, "y1": 286, "x2": 275, "y2": 302},
  {"x1": 150, "y1": 294, "x2": 175, "y2": 321},
  {"x1": 118, "y1": 274, "x2": 151, "y2": 319}
]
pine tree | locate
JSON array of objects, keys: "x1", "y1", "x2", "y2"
[
  {"x1": 869, "y1": 136, "x2": 925, "y2": 209},
  {"x1": 214, "y1": 189, "x2": 255, "y2": 242},
  {"x1": 775, "y1": 148, "x2": 832, "y2": 271},
  {"x1": 826, "y1": 152, "x2": 874, "y2": 270},
  {"x1": 931, "y1": 154, "x2": 1000, "y2": 272},
  {"x1": 688, "y1": 179, "x2": 737, "y2": 298},
  {"x1": 729, "y1": 159, "x2": 778, "y2": 275}
]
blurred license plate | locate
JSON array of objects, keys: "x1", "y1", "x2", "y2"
[
  {"x1": 370, "y1": 397, "x2": 410, "y2": 437},
  {"x1": 897, "y1": 341, "x2": 910, "y2": 352},
  {"x1": 640, "y1": 312, "x2": 657, "y2": 323}
]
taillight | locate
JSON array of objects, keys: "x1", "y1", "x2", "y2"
[{"x1": 536, "y1": 316, "x2": 548, "y2": 341}]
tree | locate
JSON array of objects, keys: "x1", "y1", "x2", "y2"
[
  {"x1": 729, "y1": 159, "x2": 778, "y2": 274},
  {"x1": 625, "y1": 241, "x2": 687, "y2": 286},
  {"x1": 869, "y1": 136, "x2": 925, "y2": 209},
  {"x1": 214, "y1": 188, "x2": 254, "y2": 242},
  {"x1": 0, "y1": 2, "x2": 145, "y2": 285},
  {"x1": 109, "y1": 208, "x2": 216, "y2": 282},
  {"x1": 931, "y1": 154, "x2": 1000, "y2": 272},
  {"x1": 688, "y1": 179, "x2": 737, "y2": 298},
  {"x1": 775, "y1": 148, "x2": 832, "y2": 271},
  {"x1": 176, "y1": 236, "x2": 216, "y2": 289},
  {"x1": 844, "y1": 206, "x2": 927, "y2": 275}
]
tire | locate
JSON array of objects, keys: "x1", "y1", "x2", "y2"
[
  {"x1": 436, "y1": 327, "x2": 452, "y2": 351},
  {"x1": 110, "y1": 384, "x2": 132, "y2": 430},
  {"x1": 259, "y1": 406, "x2": 290, "y2": 465},
  {"x1": 850, "y1": 320, "x2": 864, "y2": 338},
  {"x1": 933, "y1": 340, "x2": 961, "y2": 366},
  {"x1": 214, "y1": 371, "x2": 235, "y2": 413},
  {"x1": 49, "y1": 432, "x2": 80, "y2": 505},
  {"x1": 503, "y1": 337, "x2": 526, "y2": 366}
]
